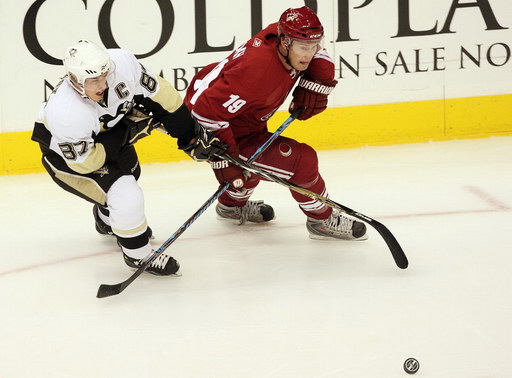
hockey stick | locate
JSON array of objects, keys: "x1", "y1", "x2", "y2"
[
  {"x1": 221, "y1": 154, "x2": 409, "y2": 269},
  {"x1": 96, "y1": 110, "x2": 302, "y2": 298}
]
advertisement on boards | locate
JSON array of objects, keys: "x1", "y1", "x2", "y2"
[{"x1": 0, "y1": 0, "x2": 510, "y2": 133}]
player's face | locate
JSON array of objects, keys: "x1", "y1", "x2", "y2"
[
  {"x1": 84, "y1": 72, "x2": 109, "y2": 102},
  {"x1": 287, "y1": 40, "x2": 322, "y2": 71}
]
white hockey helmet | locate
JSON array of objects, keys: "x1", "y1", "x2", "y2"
[{"x1": 63, "y1": 40, "x2": 112, "y2": 95}]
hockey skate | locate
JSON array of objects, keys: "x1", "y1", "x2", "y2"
[
  {"x1": 93, "y1": 204, "x2": 113, "y2": 236},
  {"x1": 123, "y1": 251, "x2": 181, "y2": 276},
  {"x1": 307, "y1": 210, "x2": 368, "y2": 240},
  {"x1": 216, "y1": 200, "x2": 275, "y2": 225}
]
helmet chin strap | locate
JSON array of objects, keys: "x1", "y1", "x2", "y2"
[
  {"x1": 277, "y1": 38, "x2": 298, "y2": 71},
  {"x1": 67, "y1": 74, "x2": 108, "y2": 102},
  {"x1": 68, "y1": 79, "x2": 88, "y2": 98}
]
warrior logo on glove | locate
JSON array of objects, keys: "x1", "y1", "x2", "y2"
[
  {"x1": 210, "y1": 159, "x2": 249, "y2": 190},
  {"x1": 289, "y1": 74, "x2": 337, "y2": 120}
]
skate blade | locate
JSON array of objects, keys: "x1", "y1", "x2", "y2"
[{"x1": 308, "y1": 233, "x2": 369, "y2": 241}]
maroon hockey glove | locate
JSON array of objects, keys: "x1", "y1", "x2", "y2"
[
  {"x1": 210, "y1": 159, "x2": 248, "y2": 190},
  {"x1": 289, "y1": 75, "x2": 337, "y2": 120}
]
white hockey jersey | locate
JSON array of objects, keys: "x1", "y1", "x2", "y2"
[{"x1": 34, "y1": 48, "x2": 183, "y2": 174}]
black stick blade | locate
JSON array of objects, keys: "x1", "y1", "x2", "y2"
[
  {"x1": 369, "y1": 219, "x2": 409, "y2": 269},
  {"x1": 97, "y1": 284, "x2": 123, "y2": 298},
  {"x1": 385, "y1": 237, "x2": 409, "y2": 269}
]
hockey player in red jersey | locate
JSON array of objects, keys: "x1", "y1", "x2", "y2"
[{"x1": 185, "y1": 6, "x2": 367, "y2": 240}]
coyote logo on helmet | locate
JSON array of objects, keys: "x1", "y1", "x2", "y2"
[{"x1": 286, "y1": 12, "x2": 299, "y2": 22}]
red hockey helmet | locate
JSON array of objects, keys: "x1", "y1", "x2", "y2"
[{"x1": 278, "y1": 6, "x2": 324, "y2": 41}]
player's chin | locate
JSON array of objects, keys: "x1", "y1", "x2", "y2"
[
  {"x1": 296, "y1": 61, "x2": 311, "y2": 71},
  {"x1": 91, "y1": 92, "x2": 104, "y2": 102}
]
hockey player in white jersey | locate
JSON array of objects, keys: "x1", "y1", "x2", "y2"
[{"x1": 32, "y1": 40, "x2": 225, "y2": 276}]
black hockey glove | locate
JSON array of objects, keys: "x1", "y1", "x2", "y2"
[
  {"x1": 180, "y1": 122, "x2": 227, "y2": 162},
  {"x1": 95, "y1": 109, "x2": 158, "y2": 164},
  {"x1": 123, "y1": 107, "x2": 159, "y2": 145}
]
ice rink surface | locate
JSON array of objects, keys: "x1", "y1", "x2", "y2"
[{"x1": 1, "y1": 136, "x2": 511, "y2": 378}]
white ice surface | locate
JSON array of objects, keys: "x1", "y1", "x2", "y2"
[{"x1": 1, "y1": 136, "x2": 511, "y2": 378}]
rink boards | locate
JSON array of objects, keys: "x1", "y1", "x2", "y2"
[{"x1": 2, "y1": 92, "x2": 511, "y2": 175}]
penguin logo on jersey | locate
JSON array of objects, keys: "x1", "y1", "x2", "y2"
[
  {"x1": 94, "y1": 165, "x2": 109, "y2": 177},
  {"x1": 121, "y1": 100, "x2": 133, "y2": 113}
]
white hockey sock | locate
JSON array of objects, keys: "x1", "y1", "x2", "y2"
[{"x1": 122, "y1": 242, "x2": 152, "y2": 260}]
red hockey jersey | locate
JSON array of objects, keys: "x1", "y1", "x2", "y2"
[{"x1": 184, "y1": 23, "x2": 334, "y2": 151}]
